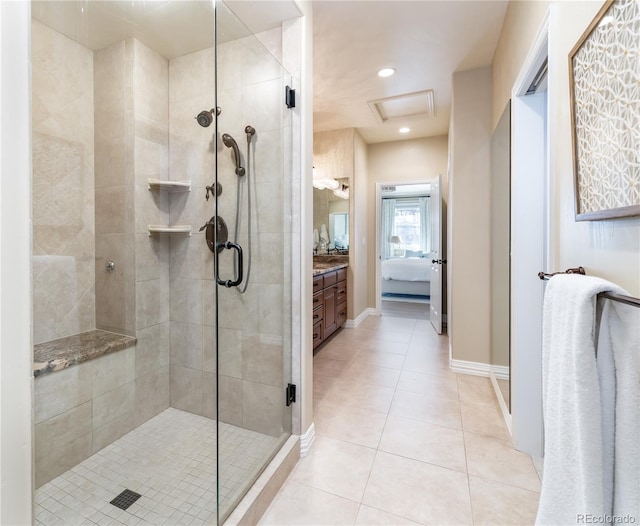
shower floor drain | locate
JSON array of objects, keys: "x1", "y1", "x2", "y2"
[{"x1": 110, "y1": 489, "x2": 141, "y2": 511}]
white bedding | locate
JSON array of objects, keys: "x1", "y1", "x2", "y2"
[{"x1": 381, "y1": 257, "x2": 430, "y2": 282}]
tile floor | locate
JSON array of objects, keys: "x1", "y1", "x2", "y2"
[
  {"x1": 35, "y1": 408, "x2": 282, "y2": 526},
  {"x1": 261, "y1": 308, "x2": 542, "y2": 526}
]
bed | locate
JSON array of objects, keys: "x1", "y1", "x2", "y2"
[{"x1": 381, "y1": 257, "x2": 431, "y2": 297}]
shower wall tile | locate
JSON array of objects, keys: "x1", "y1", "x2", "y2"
[
  {"x1": 135, "y1": 135, "x2": 169, "y2": 185},
  {"x1": 95, "y1": 136, "x2": 127, "y2": 188},
  {"x1": 34, "y1": 402, "x2": 92, "y2": 488},
  {"x1": 135, "y1": 322, "x2": 170, "y2": 377},
  {"x1": 170, "y1": 321, "x2": 204, "y2": 370},
  {"x1": 255, "y1": 234, "x2": 285, "y2": 284},
  {"x1": 34, "y1": 362, "x2": 92, "y2": 425},
  {"x1": 94, "y1": 41, "x2": 126, "y2": 142},
  {"x1": 91, "y1": 346, "x2": 136, "y2": 398},
  {"x1": 32, "y1": 20, "x2": 96, "y2": 343},
  {"x1": 217, "y1": 328, "x2": 242, "y2": 378},
  {"x1": 259, "y1": 284, "x2": 284, "y2": 338},
  {"x1": 135, "y1": 182, "x2": 169, "y2": 234},
  {"x1": 136, "y1": 277, "x2": 170, "y2": 330},
  {"x1": 242, "y1": 334, "x2": 283, "y2": 387},
  {"x1": 136, "y1": 234, "x2": 169, "y2": 282},
  {"x1": 92, "y1": 381, "x2": 136, "y2": 452},
  {"x1": 170, "y1": 278, "x2": 203, "y2": 325},
  {"x1": 242, "y1": 381, "x2": 284, "y2": 437},
  {"x1": 170, "y1": 365, "x2": 204, "y2": 415},
  {"x1": 170, "y1": 234, "x2": 206, "y2": 280},
  {"x1": 133, "y1": 39, "x2": 168, "y2": 125},
  {"x1": 135, "y1": 365, "x2": 170, "y2": 426},
  {"x1": 95, "y1": 185, "x2": 135, "y2": 235},
  {"x1": 167, "y1": 133, "x2": 213, "y2": 189},
  {"x1": 169, "y1": 47, "x2": 214, "y2": 104},
  {"x1": 252, "y1": 129, "x2": 283, "y2": 185},
  {"x1": 241, "y1": 33, "x2": 284, "y2": 86},
  {"x1": 95, "y1": 272, "x2": 135, "y2": 336},
  {"x1": 219, "y1": 376, "x2": 243, "y2": 427},
  {"x1": 217, "y1": 41, "x2": 243, "y2": 93},
  {"x1": 242, "y1": 78, "x2": 283, "y2": 133},
  {"x1": 202, "y1": 371, "x2": 217, "y2": 420}
]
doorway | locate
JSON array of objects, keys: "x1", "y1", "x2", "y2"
[{"x1": 375, "y1": 179, "x2": 444, "y2": 330}]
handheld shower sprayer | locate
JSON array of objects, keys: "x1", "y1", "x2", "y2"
[
  {"x1": 222, "y1": 133, "x2": 245, "y2": 176},
  {"x1": 195, "y1": 107, "x2": 221, "y2": 128}
]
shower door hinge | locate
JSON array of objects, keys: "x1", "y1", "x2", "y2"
[
  {"x1": 285, "y1": 383, "x2": 296, "y2": 406},
  {"x1": 285, "y1": 86, "x2": 296, "y2": 108}
]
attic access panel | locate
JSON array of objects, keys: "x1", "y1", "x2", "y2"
[{"x1": 368, "y1": 90, "x2": 435, "y2": 123}]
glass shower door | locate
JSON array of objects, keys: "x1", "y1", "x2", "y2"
[{"x1": 213, "y1": 2, "x2": 293, "y2": 522}]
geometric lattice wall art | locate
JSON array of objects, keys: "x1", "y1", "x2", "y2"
[{"x1": 569, "y1": 0, "x2": 640, "y2": 220}]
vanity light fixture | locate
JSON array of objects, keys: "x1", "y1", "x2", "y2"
[
  {"x1": 333, "y1": 184, "x2": 349, "y2": 200},
  {"x1": 377, "y1": 68, "x2": 396, "y2": 78},
  {"x1": 312, "y1": 167, "x2": 340, "y2": 190},
  {"x1": 399, "y1": 127, "x2": 410, "y2": 133}
]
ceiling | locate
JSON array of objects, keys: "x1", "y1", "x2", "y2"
[
  {"x1": 312, "y1": 1, "x2": 509, "y2": 144},
  {"x1": 33, "y1": 0, "x2": 508, "y2": 145}
]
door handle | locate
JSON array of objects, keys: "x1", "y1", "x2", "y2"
[
  {"x1": 431, "y1": 259, "x2": 447, "y2": 264},
  {"x1": 216, "y1": 241, "x2": 243, "y2": 288}
]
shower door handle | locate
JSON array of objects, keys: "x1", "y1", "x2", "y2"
[{"x1": 216, "y1": 241, "x2": 243, "y2": 288}]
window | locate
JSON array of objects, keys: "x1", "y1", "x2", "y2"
[{"x1": 382, "y1": 196, "x2": 429, "y2": 259}]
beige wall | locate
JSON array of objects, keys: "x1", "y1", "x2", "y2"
[
  {"x1": 366, "y1": 136, "x2": 449, "y2": 308},
  {"x1": 32, "y1": 20, "x2": 96, "y2": 344},
  {"x1": 492, "y1": 0, "x2": 639, "y2": 296},
  {"x1": 352, "y1": 130, "x2": 369, "y2": 320},
  {"x1": 491, "y1": 0, "x2": 551, "y2": 131},
  {"x1": 549, "y1": 1, "x2": 640, "y2": 294},
  {"x1": 448, "y1": 67, "x2": 492, "y2": 364}
]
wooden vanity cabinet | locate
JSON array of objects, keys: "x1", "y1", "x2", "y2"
[{"x1": 313, "y1": 268, "x2": 347, "y2": 350}]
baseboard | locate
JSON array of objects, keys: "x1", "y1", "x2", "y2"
[
  {"x1": 449, "y1": 359, "x2": 491, "y2": 377},
  {"x1": 489, "y1": 370, "x2": 512, "y2": 437},
  {"x1": 491, "y1": 364, "x2": 509, "y2": 381},
  {"x1": 345, "y1": 308, "x2": 374, "y2": 329},
  {"x1": 300, "y1": 422, "x2": 315, "y2": 457}
]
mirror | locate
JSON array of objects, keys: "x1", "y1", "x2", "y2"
[
  {"x1": 490, "y1": 100, "x2": 511, "y2": 412},
  {"x1": 313, "y1": 186, "x2": 349, "y2": 252}
]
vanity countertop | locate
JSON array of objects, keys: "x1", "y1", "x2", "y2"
[{"x1": 313, "y1": 255, "x2": 349, "y2": 276}]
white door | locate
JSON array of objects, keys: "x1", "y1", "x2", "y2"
[{"x1": 429, "y1": 174, "x2": 444, "y2": 334}]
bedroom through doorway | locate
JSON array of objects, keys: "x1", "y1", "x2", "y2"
[{"x1": 375, "y1": 177, "x2": 444, "y2": 331}]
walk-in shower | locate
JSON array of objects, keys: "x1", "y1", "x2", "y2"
[{"x1": 30, "y1": 0, "x2": 295, "y2": 524}]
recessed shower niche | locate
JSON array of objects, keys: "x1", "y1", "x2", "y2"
[{"x1": 30, "y1": 0, "x2": 297, "y2": 523}]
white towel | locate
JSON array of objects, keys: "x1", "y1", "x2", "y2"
[
  {"x1": 598, "y1": 300, "x2": 640, "y2": 522},
  {"x1": 536, "y1": 274, "x2": 627, "y2": 525}
]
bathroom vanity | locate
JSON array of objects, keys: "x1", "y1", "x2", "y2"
[{"x1": 312, "y1": 258, "x2": 348, "y2": 350}]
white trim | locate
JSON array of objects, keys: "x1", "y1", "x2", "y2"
[
  {"x1": 508, "y1": 9, "x2": 550, "y2": 459},
  {"x1": 345, "y1": 308, "x2": 374, "y2": 328},
  {"x1": 491, "y1": 364, "x2": 509, "y2": 381},
  {"x1": 299, "y1": 422, "x2": 316, "y2": 457},
  {"x1": 449, "y1": 359, "x2": 490, "y2": 377},
  {"x1": 374, "y1": 179, "x2": 434, "y2": 317},
  {"x1": 489, "y1": 370, "x2": 513, "y2": 437},
  {"x1": 511, "y1": 11, "x2": 550, "y2": 99}
]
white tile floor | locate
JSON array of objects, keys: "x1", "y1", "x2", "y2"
[
  {"x1": 35, "y1": 408, "x2": 282, "y2": 526},
  {"x1": 261, "y1": 307, "x2": 542, "y2": 526}
]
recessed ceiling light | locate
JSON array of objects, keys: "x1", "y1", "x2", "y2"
[
  {"x1": 377, "y1": 68, "x2": 395, "y2": 78},
  {"x1": 399, "y1": 127, "x2": 410, "y2": 133}
]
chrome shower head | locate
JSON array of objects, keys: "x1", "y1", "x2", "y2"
[
  {"x1": 195, "y1": 107, "x2": 221, "y2": 128},
  {"x1": 222, "y1": 133, "x2": 245, "y2": 176}
]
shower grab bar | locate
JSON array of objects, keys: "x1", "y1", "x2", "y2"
[
  {"x1": 538, "y1": 266, "x2": 640, "y2": 308},
  {"x1": 217, "y1": 241, "x2": 243, "y2": 288}
]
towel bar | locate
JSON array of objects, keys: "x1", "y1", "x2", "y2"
[{"x1": 538, "y1": 267, "x2": 640, "y2": 308}]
